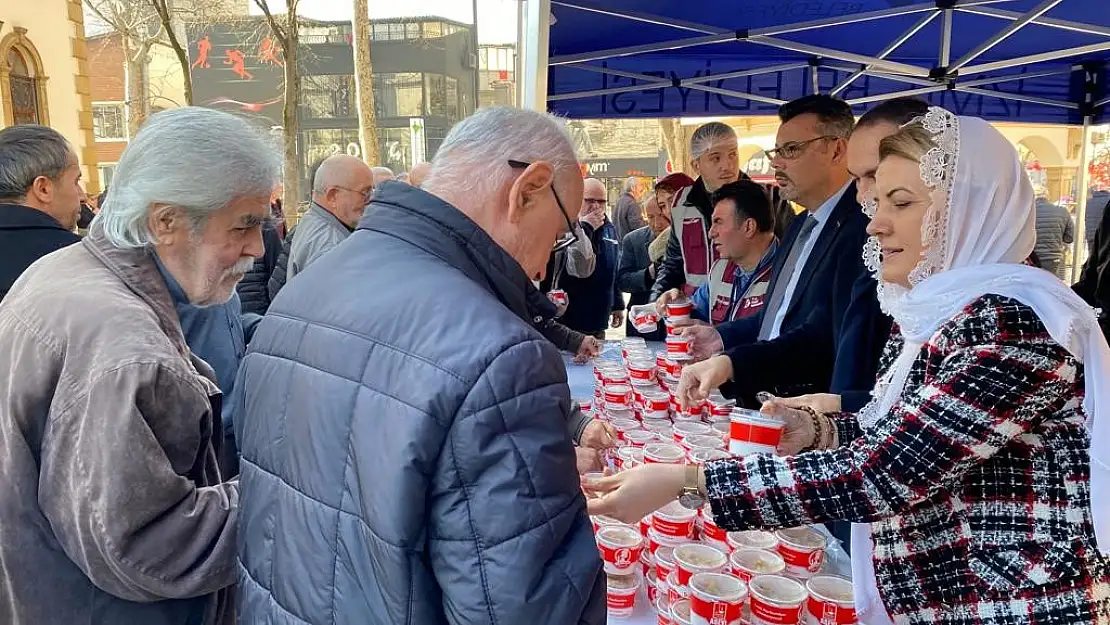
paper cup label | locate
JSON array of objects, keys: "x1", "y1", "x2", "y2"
[
  {"x1": 729, "y1": 419, "x2": 784, "y2": 447},
  {"x1": 778, "y1": 543, "x2": 824, "y2": 574},
  {"x1": 751, "y1": 596, "x2": 804, "y2": 625},
  {"x1": 807, "y1": 596, "x2": 857, "y2": 625},
  {"x1": 599, "y1": 542, "x2": 642, "y2": 574},
  {"x1": 654, "y1": 516, "x2": 695, "y2": 539},
  {"x1": 690, "y1": 593, "x2": 744, "y2": 625},
  {"x1": 607, "y1": 589, "x2": 637, "y2": 611}
]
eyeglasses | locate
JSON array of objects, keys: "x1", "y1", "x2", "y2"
[
  {"x1": 508, "y1": 159, "x2": 579, "y2": 252},
  {"x1": 334, "y1": 185, "x2": 375, "y2": 203},
  {"x1": 764, "y1": 135, "x2": 838, "y2": 161},
  {"x1": 583, "y1": 198, "x2": 608, "y2": 206}
]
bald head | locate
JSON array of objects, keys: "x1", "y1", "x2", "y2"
[
  {"x1": 312, "y1": 154, "x2": 374, "y2": 228},
  {"x1": 409, "y1": 162, "x2": 431, "y2": 187},
  {"x1": 581, "y1": 177, "x2": 608, "y2": 223}
]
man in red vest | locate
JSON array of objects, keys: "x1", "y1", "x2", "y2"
[{"x1": 658, "y1": 180, "x2": 779, "y2": 324}]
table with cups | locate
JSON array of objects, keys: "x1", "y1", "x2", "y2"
[{"x1": 566, "y1": 323, "x2": 856, "y2": 625}]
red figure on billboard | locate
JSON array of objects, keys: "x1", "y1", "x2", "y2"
[
  {"x1": 224, "y1": 49, "x2": 253, "y2": 80},
  {"x1": 191, "y1": 35, "x2": 212, "y2": 69},
  {"x1": 259, "y1": 37, "x2": 284, "y2": 67}
]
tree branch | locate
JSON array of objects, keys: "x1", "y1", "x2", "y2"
[{"x1": 252, "y1": 0, "x2": 287, "y2": 44}]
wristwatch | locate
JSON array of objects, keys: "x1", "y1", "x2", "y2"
[{"x1": 678, "y1": 463, "x2": 706, "y2": 510}]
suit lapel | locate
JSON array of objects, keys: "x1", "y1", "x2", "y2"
[
  {"x1": 762, "y1": 212, "x2": 806, "y2": 305},
  {"x1": 783, "y1": 184, "x2": 859, "y2": 319}
]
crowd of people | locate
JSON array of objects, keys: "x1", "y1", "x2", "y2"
[{"x1": 0, "y1": 91, "x2": 1107, "y2": 625}]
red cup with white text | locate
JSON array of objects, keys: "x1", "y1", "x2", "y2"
[
  {"x1": 674, "y1": 543, "x2": 727, "y2": 587},
  {"x1": 597, "y1": 525, "x2": 644, "y2": 576},
  {"x1": 666, "y1": 298, "x2": 694, "y2": 320},
  {"x1": 730, "y1": 548, "x2": 786, "y2": 583},
  {"x1": 606, "y1": 572, "x2": 641, "y2": 619},
  {"x1": 729, "y1": 408, "x2": 785, "y2": 457},
  {"x1": 805, "y1": 575, "x2": 857, "y2": 625},
  {"x1": 547, "y1": 289, "x2": 568, "y2": 309},
  {"x1": 749, "y1": 575, "x2": 807, "y2": 625},
  {"x1": 775, "y1": 527, "x2": 827, "y2": 580},
  {"x1": 644, "y1": 442, "x2": 686, "y2": 465},
  {"x1": 653, "y1": 501, "x2": 698, "y2": 540},
  {"x1": 689, "y1": 572, "x2": 748, "y2": 625}
]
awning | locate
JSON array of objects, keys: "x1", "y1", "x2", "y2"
[{"x1": 544, "y1": 0, "x2": 1110, "y2": 125}]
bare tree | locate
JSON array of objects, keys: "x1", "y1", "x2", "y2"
[
  {"x1": 83, "y1": 0, "x2": 162, "y2": 135},
  {"x1": 146, "y1": 0, "x2": 193, "y2": 105},
  {"x1": 253, "y1": 0, "x2": 302, "y2": 211},
  {"x1": 351, "y1": 0, "x2": 379, "y2": 166}
]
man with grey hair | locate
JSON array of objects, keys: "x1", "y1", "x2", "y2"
[
  {"x1": 371, "y1": 165, "x2": 395, "y2": 187},
  {"x1": 0, "y1": 107, "x2": 279, "y2": 625},
  {"x1": 287, "y1": 153, "x2": 374, "y2": 280},
  {"x1": 612, "y1": 175, "x2": 646, "y2": 240},
  {"x1": 0, "y1": 125, "x2": 82, "y2": 301},
  {"x1": 408, "y1": 160, "x2": 431, "y2": 187},
  {"x1": 234, "y1": 106, "x2": 605, "y2": 623}
]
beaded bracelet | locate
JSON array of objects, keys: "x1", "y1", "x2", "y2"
[{"x1": 797, "y1": 405, "x2": 824, "y2": 452}]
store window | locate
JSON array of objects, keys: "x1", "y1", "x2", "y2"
[
  {"x1": 425, "y1": 74, "x2": 451, "y2": 117},
  {"x1": 98, "y1": 164, "x2": 116, "y2": 189},
  {"x1": 423, "y1": 22, "x2": 443, "y2": 38},
  {"x1": 374, "y1": 72, "x2": 423, "y2": 118},
  {"x1": 302, "y1": 74, "x2": 355, "y2": 119},
  {"x1": 379, "y1": 127, "x2": 413, "y2": 173},
  {"x1": 302, "y1": 128, "x2": 363, "y2": 189},
  {"x1": 92, "y1": 102, "x2": 127, "y2": 141}
]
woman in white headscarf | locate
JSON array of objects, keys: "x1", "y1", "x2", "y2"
[{"x1": 585, "y1": 109, "x2": 1110, "y2": 624}]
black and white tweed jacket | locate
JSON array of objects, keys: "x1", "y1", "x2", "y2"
[{"x1": 705, "y1": 294, "x2": 1110, "y2": 624}]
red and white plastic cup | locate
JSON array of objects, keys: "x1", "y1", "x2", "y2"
[
  {"x1": 661, "y1": 356, "x2": 685, "y2": 378},
  {"x1": 616, "y1": 445, "x2": 644, "y2": 470},
  {"x1": 642, "y1": 389, "x2": 672, "y2": 413},
  {"x1": 606, "y1": 573, "x2": 642, "y2": 619},
  {"x1": 655, "y1": 545, "x2": 678, "y2": 581},
  {"x1": 603, "y1": 384, "x2": 634, "y2": 407},
  {"x1": 730, "y1": 548, "x2": 786, "y2": 583},
  {"x1": 688, "y1": 448, "x2": 730, "y2": 464},
  {"x1": 684, "y1": 434, "x2": 726, "y2": 454},
  {"x1": 547, "y1": 289, "x2": 568, "y2": 308},
  {"x1": 597, "y1": 525, "x2": 645, "y2": 576},
  {"x1": 610, "y1": 418, "x2": 640, "y2": 440},
  {"x1": 775, "y1": 527, "x2": 827, "y2": 580},
  {"x1": 674, "y1": 543, "x2": 727, "y2": 586},
  {"x1": 649, "y1": 527, "x2": 689, "y2": 556},
  {"x1": 673, "y1": 420, "x2": 712, "y2": 444},
  {"x1": 657, "y1": 596, "x2": 675, "y2": 625},
  {"x1": 668, "y1": 570, "x2": 691, "y2": 607},
  {"x1": 708, "y1": 398, "x2": 736, "y2": 419},
  {"x1": 666, "y1": 335, "x2": 694, "y2": 360},
  {"x1": 805, "y1": 575, "x2": 857, "y2": 625},
  {"x1": 644, "y1": 442, "x2": 687, "y2": 465},
  {"x1": 654, "y1": 501, "x2": 698, "y2": 540},
  {"x1": 667, "y1": 298, "x2": 694, "y2": 320},
  {"x1": 631, "y1": 304, "x2": 662, "y2": 333},
  {"x1": 642, "y1": 548, "x2": 656, "y2": 578},
  {"x1": 671, "y1": 598, "x2": 693, "y2": 625},
  {"x1": 626, "y1": 429, "x2": 657, "y2": 448},
  {"x1": 729, "y1": 408, "x2": 785, "y2": 456},
  {"x1": 748, "y1": 575, "x2": 808, "y2": 625},
  {"x1": 728, "y1": 530, "x2": 780, "y2": 553},
  {"x1": 689, "y1": 572, "x2": 748, "y2": 625},
  {"x1": 700, "y1": 505, "x2": 728, "y2": 544},
  {"x1": 643, "y1": 419, "x2": 674, "y2": 438},
  {"x1": 590, "y1": 514, "x2": 624, "y2": 534},
  {"x1": 646, "y1": 568, "x2": 659, "y2": 604}
]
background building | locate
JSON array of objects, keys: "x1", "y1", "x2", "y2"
[
  {"x1": 187, "y1": 16, "x2": 477, "y2": 197},
  {"x1": 1, "y1": 0, "x2": 99, "y2": 193}
]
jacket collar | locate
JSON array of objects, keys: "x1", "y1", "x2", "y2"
[
  {"x1": 782, "y1": 181, "x2": 861, "y2": 317},
  {"x1": 81, "y1": 221, "x2": 190, "y2": 359},
  {"x1": 0, "y1": 203, "x2": 68, "y2": 230},
  {"x1": 310, "y1": 202, "x2": 355, "y2": 233},
  {"x1": 359, "y1": 182, "x2": 534, "y2": 324}
]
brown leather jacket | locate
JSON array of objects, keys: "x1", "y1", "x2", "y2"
[{"x1": 0, "y1": 222, "x2": 238, "y2": 624}]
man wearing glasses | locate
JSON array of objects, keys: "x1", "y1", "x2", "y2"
[
  {"x1": 287, "y1": 154, "x2": 375, "y2": 281},
  {"x1": 543, "y1": 178, "x2": 625, "y2": 338}
]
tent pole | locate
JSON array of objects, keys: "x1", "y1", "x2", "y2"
[
  {"x1": 939, "y1": 7, "x2": 952, "y2": 66},
  {"x1": 1071, "y1": 115, "x2": 1093, "y2": 283},
  {"x1": 515, "y1": 0, "x2": 524, "y2": 106},
  {"x1": 961, "y1": 41, "x2": 1110, "y2": 75},
  {"x1": 947, "y1": 0, "x2": 1064, "y2": 72},
  {"x1": 831, "y1": 10, "x2": 938, "y2": 96},
  {"x1": 522, "y1": 0, "x2": 551, "y2": 111}
]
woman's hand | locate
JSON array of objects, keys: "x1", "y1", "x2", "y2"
[
  {"x1": 776, "y1": 393, "x2": 842, "y2": 415},
  {"x1": 580, "y1": 420, "x2": 617, "y2": 450},
  {"x1": 582, "y1": 463, "x2": 687, "y2": 524},
  {"x1": 676, "y1": 355, "x2": 733, "y2": 408},
  {"x1": 675, "y1": 324, "x2": 724, "y2": 361},
  {"x1": 760, "y1": 400, "x2": 816, "y2": 455}
]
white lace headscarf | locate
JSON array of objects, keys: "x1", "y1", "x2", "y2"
[{"x1": 855, "y1": 107, "x2": 1110, "y2": 553}]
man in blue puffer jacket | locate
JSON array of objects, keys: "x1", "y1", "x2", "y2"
[{"x1": 233, "y1": 106, "x2": 605, "y2": 625}]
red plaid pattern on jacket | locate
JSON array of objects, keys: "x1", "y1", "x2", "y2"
[{"x1": 704, "y1": 294, "x2": 1110, "y2": 624}]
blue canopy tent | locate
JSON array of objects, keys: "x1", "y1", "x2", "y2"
[{"x1": 518, "y1": 0, "x2": 1110, "y2": 277}]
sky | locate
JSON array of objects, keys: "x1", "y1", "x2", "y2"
[{"x1": 255, "y1": 0, "x2": 522, "y2": 44}]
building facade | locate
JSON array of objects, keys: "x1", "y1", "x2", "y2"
[
  {"x1": 188, "y1": 16, "x2": 477, "y2": 197},
  {"x1": 1, "y1": 0, "x2": 99, "y2": 193}
]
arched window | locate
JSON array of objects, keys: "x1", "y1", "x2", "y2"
[
  {"x1": 0, "y1": 28, "x2": 50, "y2": 127},
  {"x1": 8, "y1": 48, "x2": 39, "y2": 125}
]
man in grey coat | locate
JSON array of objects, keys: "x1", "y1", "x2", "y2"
[
  {"x1": 613, "y1": 175, "x2": 646, "y2": 241},
  {"x1": 235, "y1": 106, "x2": 605, "y2": 624},
  {"x1": 1033, "y1": 191, "x2": 1075, "y2": 279},
  {"x1": 287, "y1": 154, "x2": 375, "y2": 280},
  {"x1": 0, "y1": 108, "x2": 279, "y2": 624}
]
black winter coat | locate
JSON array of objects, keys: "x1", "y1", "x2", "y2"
[
  {"x1": 266, "y1": 226, "x2": 295, "y2": 303},
  {"x1": 236, "y1": 221, "x2": 282, "y2": 315},
  {"x1": 0, "y1": 203, "x2": 80, "y2": 302}
]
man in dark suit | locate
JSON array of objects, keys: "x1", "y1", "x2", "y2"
[
  {"x1": 617, "y1": 190, "x2": 671, "y2": 340},
  {"x1": 0, "y1": 125, "x2": 82, "y2": 302},
  {"x1": 1074, "y1": 189, "x2": 1110, "y2": 341}
]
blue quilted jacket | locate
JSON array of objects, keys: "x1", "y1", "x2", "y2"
[{"x1": 233, "y1": 182, "x2": 605, "y2": 624}]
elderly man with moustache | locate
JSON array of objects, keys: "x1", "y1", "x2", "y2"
[
  {"x1": 234, "y1": 106, "x2": 604, "y2": 624},
  {"x1": 0, "y1": 107, "x2": 278, "y2": 624}
]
